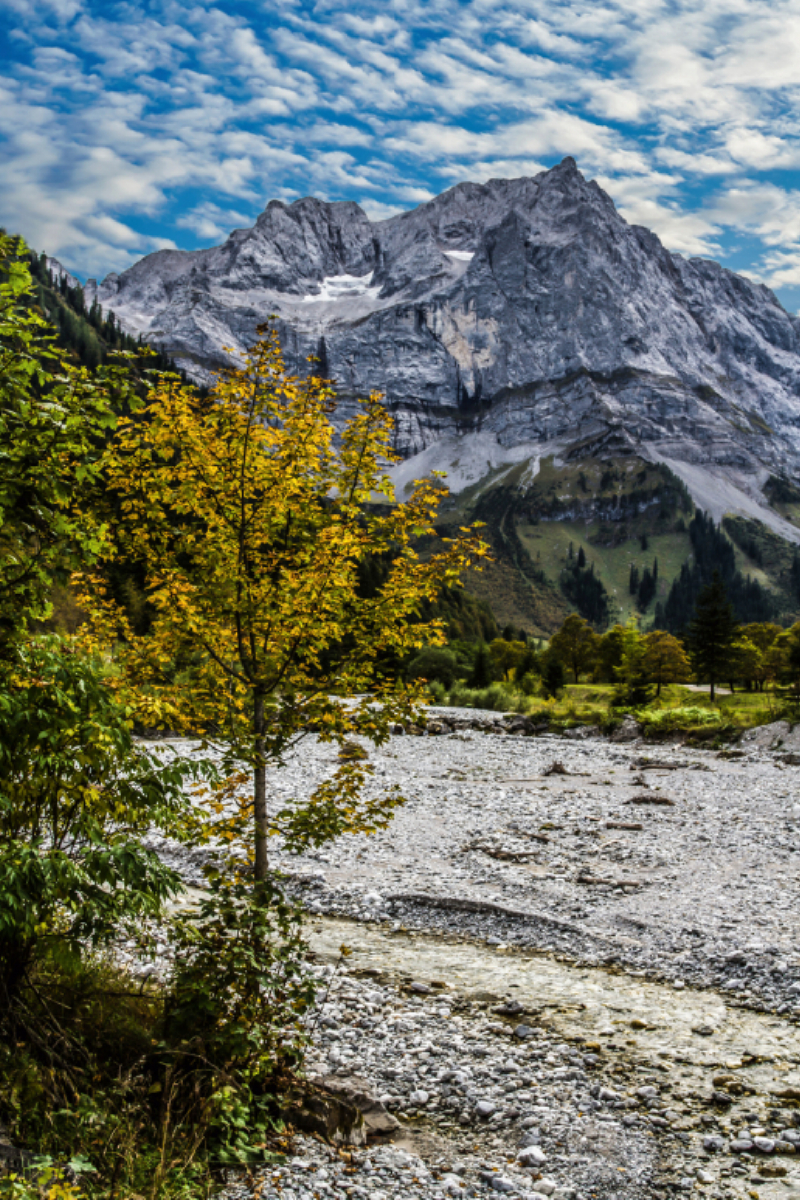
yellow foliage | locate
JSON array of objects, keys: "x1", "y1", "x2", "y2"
[{"x1": 76, "y1": 328, "x2": 488, "y2": 879}]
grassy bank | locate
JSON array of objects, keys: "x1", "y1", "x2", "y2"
[{"x1": 428, "y1": 679, "x2": 795, "y2": 741}]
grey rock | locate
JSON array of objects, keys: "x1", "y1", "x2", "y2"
[
  {"x1": 87, "y1": 158, "x2": 800, "y2": 493},
  {"x1": 517, "y1": 1145, "x2": 547, "y2": 1166},
  {"x1": 741, "y1": 721, "x2": 791, "y2": 749},
  {"x1": 310, "y1": 1073, "x2": 400, "y2": 1135},
  {"x1": 488, "y1": 1175, "x2": 518, "y2": 1193},
  {"x1": 610, "y1": 717, "x2": 642, "y2": 744}
]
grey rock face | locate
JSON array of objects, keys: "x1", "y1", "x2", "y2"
[{"x1": 87, "y1": 158, "x2": 800, "y2": 474}]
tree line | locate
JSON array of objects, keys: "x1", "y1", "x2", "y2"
[{"x1": 409, "y1": 574, "x2": 800, "y2": 705}]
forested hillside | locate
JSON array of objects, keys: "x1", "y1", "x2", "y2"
[{"x1": 20, "y1": 242, "x2": 185, "y2": 377}]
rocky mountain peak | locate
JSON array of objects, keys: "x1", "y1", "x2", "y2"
[{"x1": 84, "y1": 158, "x2": 800, "y2": 524}]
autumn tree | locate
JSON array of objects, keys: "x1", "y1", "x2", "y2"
[
  {"x1": 489, "y1": 637, "x2": 528, "y2": 679},
  {"x1": 82, "y1": 328, "x2": 487, "y2": 882},
  {"x1": 725, "y1": 635, "x2": 761, "y2": 692},
  {"x1": 741, "y1": 622, "x2": 782, "y2": 691},
  {"x1": 689, "y1": 571, "x2": 738, "y2": 701},
  {"x1": 768, "y1": 623, "x2": 800, "y2": 692},
  {"x1": 610, "y1": 619, "x2": 653, "y2": 706},
  {"x1": 593, "y1": 623, "x2": 627, "y2": 682},
  {"x1": 641, "y1": 630, "x2": 692, "y2": 696},
  {"x1": 548, "y1": 613, "x2": 599, "y2": 683}
]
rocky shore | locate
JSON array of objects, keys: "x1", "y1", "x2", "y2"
[{"x1": 149, "y1": 711, "x2": 800, "y2": 1199}]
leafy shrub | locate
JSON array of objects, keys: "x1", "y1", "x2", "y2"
[
  {"x1": 0, "y1": 636, "x2": 215, "y2": 1010},
  {"x1": 164, "y1": 876, "x2": 314, "y2": 1165},
  {"x1": 636, "y1": 705, "x2": 721, "y2": 728},
  {"x1": 405, "y1": 647, "x2": 461, "y2": 687}
]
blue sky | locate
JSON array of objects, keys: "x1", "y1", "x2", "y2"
[{"x1": 3, "y1": 0, "x2": 800, "y2": 311}]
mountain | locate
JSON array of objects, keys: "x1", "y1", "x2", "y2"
[{"x1": 81, "y1": 158, "x2": 800, "y2": 632}]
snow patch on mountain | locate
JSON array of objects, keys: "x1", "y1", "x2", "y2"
[{"x1": 301, "y1": 273, "x2": 381, "y2": 303}]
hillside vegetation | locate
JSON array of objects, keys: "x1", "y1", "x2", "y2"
[{"x1": 436, "y1": 455, "x2": 799, "y2": 636}]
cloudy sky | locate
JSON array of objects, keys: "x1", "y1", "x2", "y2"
[{"x1": 3, "y1": 0, "x2": 800, "y2": 309}]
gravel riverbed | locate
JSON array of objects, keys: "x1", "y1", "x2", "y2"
[{"x1": 146, "y1": 711, "x2": 800, "y2": 1199}]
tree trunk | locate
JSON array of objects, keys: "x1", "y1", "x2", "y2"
[
  {"x1": 709, "y1": 676, "x2": 715, "y2": 702},
  {"x1": 656, "y1": 678, "x2": 662, "y2": 697},
  {"x1": 253, "y1": 691, "x2": 268, "y2": 883}
]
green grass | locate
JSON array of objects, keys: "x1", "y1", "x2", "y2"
[
  {"x1": 434, "y1": 678, "x2": 790, "y2": 737},
  {"x1": 517, "y1": 521, "x2": 692, "y2": 625}
]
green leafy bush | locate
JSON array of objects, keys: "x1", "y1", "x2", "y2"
[
  {"x1": 0, "y1": 636, "x2": 214, "y2": 1009},
  {"x1": 635, "y1": 704, "x2": 721, "y2": 728},
  {"x1": 164, "y1": 876, "x2": 314, "y2": 1165},
  {"x1": 405, "y1": 646, "x2": 461, "y2": 687}
]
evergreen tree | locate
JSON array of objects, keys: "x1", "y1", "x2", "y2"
[
  {"x1": 655, "y1": 510, "x2": 774, "y2": 632},
  {"x1": 561, "y1": 558, "x2": 611, "y2": 628},
  {"x1": 689, "y1": 571, "x2": 738, "y2": 701},
  {"x1": 629, "y1": 563, "x2": 639, "y2": 596},
  {"x1": 470, "y1": 642, "x2": 492, "y2": 687},
  {"x1": 542, "y1": 655, "x2": 566, "y2": 698},
  {"x1": 577, "y1": 545, "x2": 586, "y2": 568},
  {"x1": 637, "y1": 565, "x2": 656, "y2": 610},
  {"x1": 791, "y1": 548, "x2": 800, "y2": 603}
]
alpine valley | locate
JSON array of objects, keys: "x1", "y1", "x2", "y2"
[{"x1": 70, "y1": 158, "x2": 800, "y2": 633}]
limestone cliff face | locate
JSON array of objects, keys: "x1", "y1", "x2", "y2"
[{"x1": 85, "y1": 158, "x2": 800, "y2": 478}]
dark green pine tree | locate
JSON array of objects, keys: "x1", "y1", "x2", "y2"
[
  {"x1": 791, "y1": 548, "x2": 800, "y2": 602},
  {"x1": 629, "y1": 563, "x2": 639, "y2": 596},
  {"x1": 470, "y1": 643, "x2": 492, "y2": 688},
  {"x1": 689, "y1": 571, "x2": 738, "y2": 701},
  {"x1": 637, "y1": 566, "x2": 655, "y2": 609}
]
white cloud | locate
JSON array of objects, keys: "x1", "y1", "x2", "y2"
[
  {"x1": 0, "y1": 0, "x2": 799, "y2": 303},
  {"x1": 176, "y1": 201, "x2": 254, "y2": 240},
  {"x1": 358, "y1": 198, "x2": 407, "y2": 221}
]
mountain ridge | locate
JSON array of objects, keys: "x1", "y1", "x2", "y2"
[
  {"x1": 33, "y1": 160, "x2": 800, "y2": 632},
  {"x1": 82, "y1": 158, "x2": 800, "y2": 485}
]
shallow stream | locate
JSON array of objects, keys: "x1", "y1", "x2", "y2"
[{"x1": 308, "y1": 916, "x2": 800, "y2": 1148}]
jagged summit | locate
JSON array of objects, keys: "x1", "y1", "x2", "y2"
[{"x1": 85, "y1": 159, "x2": 800, "y2": 506}]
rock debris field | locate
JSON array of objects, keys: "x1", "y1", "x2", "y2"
[{"x1": 154, "y1": 710, "x2": 800, "y2": 1200}]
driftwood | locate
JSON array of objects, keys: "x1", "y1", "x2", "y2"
[{"x1": 626, "y1": 794, "x2": 674, "y2": 806}]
